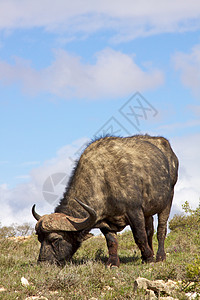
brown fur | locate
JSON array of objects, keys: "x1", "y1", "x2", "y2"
[{"x1": 34, "y1": 135, "x2": 178, "y2": 266}]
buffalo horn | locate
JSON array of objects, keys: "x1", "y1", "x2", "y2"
[
  {"x1": 32, "y1": 204, "x2": 41, "y2": 221},
  {"x1": 67, "y1": 198, "x2": 97, "y2": 230}
]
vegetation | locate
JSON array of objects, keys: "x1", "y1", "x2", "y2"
[
  {"x1": 0, "y1": 202, "x2": 199, "y2": 299},
  {"x1": 0, "y1": 222, "x2": 34, "y2": 239}
]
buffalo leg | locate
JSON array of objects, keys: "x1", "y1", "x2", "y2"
[
  {"x1": 156, "y1": 197, "x2": 173, "y2": 262},
  {"x1": 145, "y1": 216, "x2": 154, "y2": 253},
  {"x1": 128, "y1": 211, "x2": 154, "y2": 263},
  {"x1": 101, "y1": 229, "x2": 120, "y2": 267}
]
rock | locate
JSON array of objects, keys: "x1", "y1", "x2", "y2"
[
  {"x1": 21, "y1": 277, "x2": 29, "y2": 287},
  {"x1": 0, "y1": 287, "x2": 6, "y2": 292},
  {"x1": 134, "y1": 277, "x2": 179, "y2": 297},
  {"x1": 147, "y1": 279, "x2": 171, "y2": 294},
  {"x1": 164, "y1": 279, "x2": 179, "y2": 291},
  {"x1": 145, "y1": 289, "x2": 157, "y2": 300},
  {"x1": 134, "y1": 277, "x2": 149, "y2": 290},
  {"x1": 186, "y1": 292, "x2": 198, "y2": 299}
]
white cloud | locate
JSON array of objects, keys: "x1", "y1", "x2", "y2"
[
  {"x1": 171, "y1": 133, "x2": 200, "y2": 215},
  {"x1": 0, "y1": 1, "x2": 200, "y2": 41},
  {"x1": 159, "y1": 119, "x2": 200, "y2": 131},
  {"x1": 0, "y1": 48, "x2": 164, "y2": 99},
  {"x1": 0, "y1": 137, "x2": 88, "y2": 226},
  {"x1": 189, "y1": 105, "x2": 200, "y2": 116},
  {"x1": 173, "y1": 44, "x2": 200, "y2": 98}
]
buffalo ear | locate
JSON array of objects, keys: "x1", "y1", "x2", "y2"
[{"x1": 77, "y1": 232, "x2": 94, "y2": 242}]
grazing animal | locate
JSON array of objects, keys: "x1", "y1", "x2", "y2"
[{"x1": 32, "y1": 135, "x2": 178, "y2": 267}]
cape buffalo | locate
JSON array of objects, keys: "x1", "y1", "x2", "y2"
[{"x1": 32, "y1": 135, "x2": 178, "y2": 267}]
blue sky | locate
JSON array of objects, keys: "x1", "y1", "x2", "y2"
[{"x1": 0, "y1": 0, "x2": 200, "y2": 226}]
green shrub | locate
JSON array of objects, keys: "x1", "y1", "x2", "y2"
[
  {"x1": 183, "y1": 257, "x2": 200, "y2": 293},
  {"x1": 169, "y1": 201, "x2": 200, "y2": 231},
  {"x1": 186, "y1": 257, "x2": 200, "y2": 282}
]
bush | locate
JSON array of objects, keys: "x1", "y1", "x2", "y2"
[
  {"x1": 169, "y1": 201, "x2": 200, "y2": 231},
  {"x1": 186, "y1": 257, "x2": 200, "y2": 282},
  {"x1": 182, "y1": 257, "x2": 200, "y2": 293},
  {"x1": 0, "y1": 222, "x2": 34, "y2": 238}
]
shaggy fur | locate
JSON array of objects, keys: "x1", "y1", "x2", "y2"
[{"x1": 34, "y1": 135, "x2": 178, "y2": 266}]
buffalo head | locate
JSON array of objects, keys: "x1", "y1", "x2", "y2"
[{"x1": 32, "y1": 199, "x2": 96, "y2": 266}]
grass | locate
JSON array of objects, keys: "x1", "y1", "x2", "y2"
[{"x1": 0, "y1": 204, "x2": 200, "y2": 299}]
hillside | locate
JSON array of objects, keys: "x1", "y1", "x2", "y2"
[{"x1": 0, "y1": 202, "x2": 199, "y2": 299}]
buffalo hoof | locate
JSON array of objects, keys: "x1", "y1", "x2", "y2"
[
  {"x1": 106, "y1": 255, "x2": 120, "y2": 268},
  {"x1": 142, "y1": 256, "x2": 155, "y2": 264},
  {"x1": 156, "y1": 255, "x2": 166, "y2": 262},
  {"x1": 156, "y1": 251, "x2": 166, "y2": 262}
]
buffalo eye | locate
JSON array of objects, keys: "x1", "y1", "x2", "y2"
[
  {"x1": 48, "y1": 233, "x2": 63, "y2": 243},
  {"x1": 49, "y1": 235, "x2": 64, "y2": 255}
]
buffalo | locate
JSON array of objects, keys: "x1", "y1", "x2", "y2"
[{"x1": 32, "y1": 135, "x2": 178, "y2": 267}]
